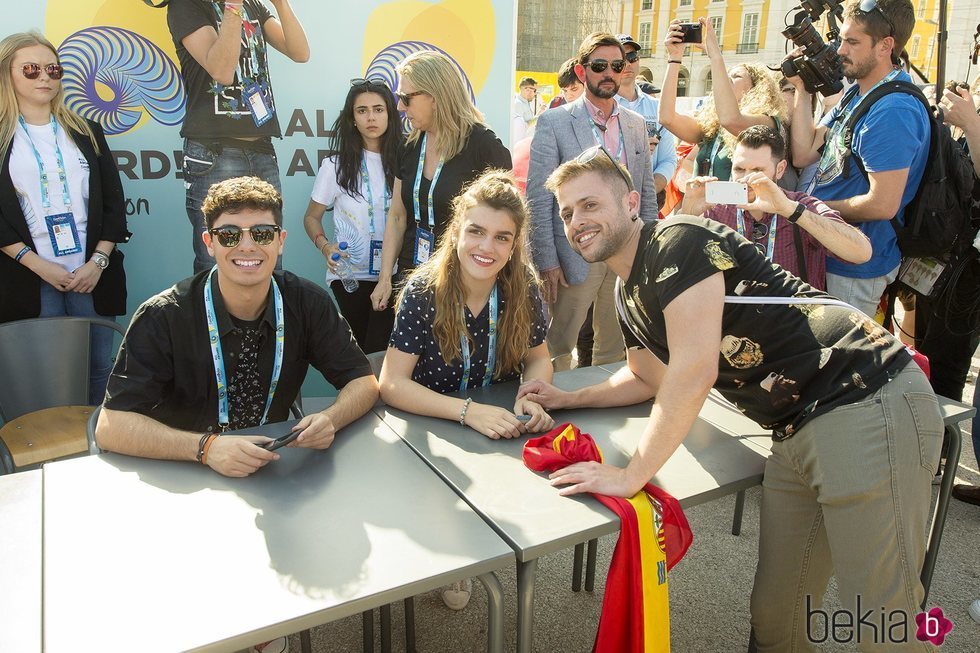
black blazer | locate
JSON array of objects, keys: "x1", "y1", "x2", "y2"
[{"x1": 0, "y1": 119, "x2": 130, "y2": 322}]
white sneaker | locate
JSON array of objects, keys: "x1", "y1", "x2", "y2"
[
  {"x1": 441, "y1": 578, "x2": 473, "y2": 610},
  {"x1": 252, "y1": 637, "x2": 288, "y2": 653}
]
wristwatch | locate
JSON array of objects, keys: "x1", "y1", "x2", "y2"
[
  {"x1": 91, "y1": 250, "x2": 110, "y2": 270},
  {"x1": 786, "y1": 202, "x2": 806, "y2": 224}
]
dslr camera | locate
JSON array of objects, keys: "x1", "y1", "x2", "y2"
[{"x1": 780, "y1": 0, "x2": 845, "y2": 95}]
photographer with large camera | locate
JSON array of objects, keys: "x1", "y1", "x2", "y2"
[{"x1": 787, "y1": 0, "x2": 928, "y2": 318}]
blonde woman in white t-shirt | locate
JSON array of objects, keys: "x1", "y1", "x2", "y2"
[
  {"x1": 0, "y1": 31, "x2": 129, "y2": 404},
  {"x1": 303, "y1": 79, "x2": 403, "y2": 353}
]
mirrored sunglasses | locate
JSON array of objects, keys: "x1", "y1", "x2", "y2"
[
  {"x1": 587, "y1": 59, "x2": 627, "y2": 74},
  {"x1": 208, "y1": 224, "x2": 281, "y2": 248},
  {"x1": 20, "y1": 63, "x2": 63, "y2": 80}
]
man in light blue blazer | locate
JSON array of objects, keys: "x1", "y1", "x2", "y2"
[{"x1": 527, "y1": 32, "x2": 658, "y2": 371}]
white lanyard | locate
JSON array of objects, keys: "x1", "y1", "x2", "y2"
[
  {"x1": 736, "y1": 209, "x2": 778, "y2": 261},
  {"x1": 413, "y1": 133, "x2": 444, "y2": 229},
  {"x1": 360, "y1": 157, "x2": 390, "y2": 238},
  {"x1": 459, "y1": 284, "x2": 498, "y2": 392},
  {"x1": 18, "y1": 116, "x2": 72, "y2": 211},
  {"x1": 204, "y1": 267, "x2": 285, "y2": 430}
]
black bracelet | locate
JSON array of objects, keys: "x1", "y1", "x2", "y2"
[
  {"x1": 667, "y1": 59, "x2": 683, "y2": 65},
  {"x1": 787, "y1": 202, "x2": 806, "y2": 224},
  {"x1": 196, "y1": 432, "x2": 211, "y2": 462}
]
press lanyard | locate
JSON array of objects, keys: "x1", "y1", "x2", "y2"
[
  {"x1": 204, "y1": 267, "x2": 285, "y2": 430},
  {"x1": 211, "y1": 2, "x2": 262, "y2": 84},
  {"x1": 588, "y1": 116, "x2": 624, "y2": 161},
  {"x1": 736, "y1": 208, "x2": 778, "y2": 260},
  {"x1": 18, "y1": 116, "x2": 71, "y2": 211},
  {"x1": 459, "y1": 284, "x2": 498, "y2": 392},
  {"x1": 708, "y1": 134, "x2": 724, "y2": 178},
  {"x1": 360, "y1": 157, "x2": 390, "y2": 237},
  {"x1": 413, "y1": 133, "x2": 444, "y2": 229}
]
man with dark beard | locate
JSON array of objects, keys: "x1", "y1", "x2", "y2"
[{"x1": 527, "y1": 32, "x2": 657, "y2": 371}]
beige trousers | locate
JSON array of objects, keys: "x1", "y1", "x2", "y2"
[{"x1": 546, "y1": 261, "x2": 625, "y2": 371}]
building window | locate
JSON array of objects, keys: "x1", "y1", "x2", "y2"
[
  {"x1": 679, "y1": 0, "x2": 692, "y2": 6},
  {"x1": 638, "y1": 22, "x2": 652, "y2": 55},
  {"x1": 910, "y1": 35, "x2": 920, "y2": 59},
  {"x1": 710, "y1": 16, "x2": 723, "y2": 47},
  {"x1": 705, "y1": 69, "x2": 713, "y2": 93},
  {"x1": 738, "y1": 13, "x2": 759, "y2": 53},
  {"x1": 641, "y1": 0, "x2": 653, "y2": 9},
  {"x1": 917, "y1": 0, "x2": 925, "y2": 18}
]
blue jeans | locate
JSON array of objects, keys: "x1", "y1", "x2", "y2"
[
  {"x1": 182, "y1": 139, "x2": 282, "y2": 274},
  {"x1": 38, "y1": 283, "x2": 115, "y2": 405}
]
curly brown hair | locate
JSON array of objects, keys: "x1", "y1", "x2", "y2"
[{"x1": 201, "y1": 176, "x2": 283, "y2": 228}]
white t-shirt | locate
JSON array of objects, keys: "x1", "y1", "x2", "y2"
[
  {"x1": 9, "y1": 120, "x2": 90, "y2": 273},
  {"x1": 311, "y1": 149, "x2": 391, "y2": 282}
]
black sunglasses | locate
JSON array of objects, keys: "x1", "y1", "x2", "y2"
[
  {"x1": 208, "y1": 224, "x2": 281, "y2": 248},
  {"x1": 19, "y1": 63, "x2": 63, "y2": 80},
  {"x1": 350, "y1": 77, "x2": 389, "y2": 89},
  {"x1": 576, "y1": 145, "x2": 634, "y2": 192},
  {"x1": 624, "y1": 50, "x2": 640, "y2": 63},
  {"x1": 395, "y1": 90, "x2": 427, "y2": 106},
  {"x1": 857, "y1": 0, "x2": 895, "y2": 38},
  {"x1": 587, "y1": 59, "x2": 627, "y2": 74}
]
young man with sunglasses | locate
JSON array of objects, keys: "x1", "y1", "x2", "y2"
[
  {"x1": 519, "y1": 151, "x2": 942, "y2": 651},
  {"x1": 527, "y1": 31, "x2": 657, "y2": 372},
  {"x1": 680, "y1": 125, "x2": 870, "y2": 290},
  {"x1": 167, "y1": 0, "x2": 309, "y2": 274},
  {"x1": 787, "y1": 0, "x2": 928, "y2": 317},
  {"x1": 614, "y1": 33, "x2": 677, "y2": 195},
  {"x1": 96, "y1": 177, "x2": 378, "y2": 481}
]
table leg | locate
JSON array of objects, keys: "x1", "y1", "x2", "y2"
[
  {"x1": 300, "y1": 629, "x2": 312, "y2": 653},
  {"x1": 380, "y1": 604, "x2": 392, "y2": 653},
  {"x1": 571, "y1": 542, "x2": 584, "y2": 591},
  {"x1": 732, "y1": 490, "x2": 746, "y2": 536},
  {"x1": 585, "y1": 538, "x2": 598, "y2": 591},
  {"x1": 517, "y1": 558, "x2": 538, "y2": 653},
  {"x1": 477, "y1": 572, "x2": 505, "y2": 653},
  {"x1": 362, "y1": 609, "x2": 374, "y2": 653},
  {"x1": 920, "y1": 424, "x2": 961, "y2": 608},
  {"x1": 404, "y1": 596, "x2": 416, "y2": 653}
]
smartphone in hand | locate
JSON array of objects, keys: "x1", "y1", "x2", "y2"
[{"x1": 705, "y1": 181, "x2": 748, "y2": 205}]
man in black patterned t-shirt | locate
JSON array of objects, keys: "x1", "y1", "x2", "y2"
[{"x1": 517, "y1": 148, "x2": 944, "y2": 650}]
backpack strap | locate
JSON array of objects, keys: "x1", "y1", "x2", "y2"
[{"x1": 792, "y1": 223, "x2": 808, "y2": 284}]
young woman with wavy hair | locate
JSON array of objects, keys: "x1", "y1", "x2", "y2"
[
  {"x1": 0, "y1": 31, "x2": 129, "y2": 404},
  {"x1": 658, "y1": 18, "x2": 786, "y2": 182}
]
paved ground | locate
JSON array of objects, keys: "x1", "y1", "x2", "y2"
[{"x1": 285, "y1": 374, "x2": 979, "y2": 652}]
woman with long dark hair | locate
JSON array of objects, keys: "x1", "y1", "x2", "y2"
[
  {"x1": 0, "y1": 31, "x2": 129, "y2": 404},
  {"x1": 303, "y1": 78, "x2": 402, "y2": 352}
]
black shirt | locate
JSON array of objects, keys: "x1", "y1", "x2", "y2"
[
  {"x1": 397, "y1": 124, "x2": 512, "y2": 271},
  {"x1": 104, "y1": 270, "x2": 372, "y2": 433},
  {"x1": 618, "y1": 217, "x2": 911, "y2": 438},
  {"x1": 389, "y1": 278, "x2": 547, "y2": 394},
  {"x1": 168, "y1": 0, "x2": 281, "y2": 140}
]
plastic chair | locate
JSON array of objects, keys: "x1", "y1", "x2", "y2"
[{"x1": 0, "y1": 316, "x2": 125, "y2": 473}]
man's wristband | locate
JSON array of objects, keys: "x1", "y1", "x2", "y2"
[
  {"x1": 459, "y1": 397, "x2": 473, "y2": 426},
  {"x1": 667, "y1": 59, "x2": 683, "y2": 65},
  {"x1": 14, "y1": 246, "x2": 31, "y2": 262},
  {"x1": 197, "y1": 433, "x2": 218, "y2": 465},
  {"x1": 786, "y1": 202, "x2": 806, "y2": 224}
]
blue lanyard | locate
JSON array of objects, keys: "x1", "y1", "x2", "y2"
[
  {"x1": 204, "y1": 267, "x2": 285, "y2": 430},
  {"x1": 360, "y1": 156, "x2": 390, "y2": 238},
  {"x1": 736, "y1": 208, "x2": 778, "y2": 261},
  {"x1": 588, "y1": 116, "x2": 624, "y2": 161},
  {"x1": 459, "y1": 284, "x2": 498, "y2": 392},
  {"x1": 18, "y1": 116, "x2": 72, "y2": 211},
  {"x1": 211, "y1": 1, "x2": 261, "y2": 85},
  {"x1": 413, "y1": 133, "x2": 444, "y2": 229}
]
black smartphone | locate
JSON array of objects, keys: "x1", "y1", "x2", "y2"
[
  {"x1": 260, "y1": 429, "x2": 302, "y2": 451},
  {"x1": 679, "y1": 22, "x2": 703, "y2": 44}
]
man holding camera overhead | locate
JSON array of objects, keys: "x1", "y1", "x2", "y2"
[
  {"x1": 788, "y1": 0, "x2": 929, "y2": 317},
  {"x1": 527, "y1": 32, "x2": 657, "y2": 371}
]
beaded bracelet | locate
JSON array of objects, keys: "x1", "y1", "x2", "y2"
[{"x1": 459, "y1": 397, "x2": 473, "y2": 426}]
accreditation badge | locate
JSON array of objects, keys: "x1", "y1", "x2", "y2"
[
  {"x1": 369, "y1": 239, "x2": 384, "y2": 276},
  {"x1": 414, "y1": 228, "x2": 434, "y2": 265},
  {"x1": 45, "y1": 212, "x2": 82, "y2": 257},
  {"x1": 244, "y1": 81, "x2": 273, "y2": 127}
]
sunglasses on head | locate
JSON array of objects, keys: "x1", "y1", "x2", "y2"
[
  {"x1": 624, "y1": 50, "x2": 640, "y2": 63},
  {"x1": 586, "y1": 58, "x2": 627, "y2": 74},
  {"x1": 19, "y1": 63, "x2": 63, "y2": 80},
  {"x1": 857, "y1": 0, "x2": 895, "y2": 38},
  {"x1": 576, "y1": 145, "x2": 634, "y2": 192},
  {"x1": 350, "y1": 77, "x2": 389, "y2": 89},
  {"x1": 396, "y1": 90, "x2": 427, "y2": 106},
  {"x1": 208, "y1": 224, "x2": 281, "y2": 248}
]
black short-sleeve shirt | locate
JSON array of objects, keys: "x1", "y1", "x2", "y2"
[
  {"x1": 168, "y1": 0, "x2": 281, "y2": 140},
  {"x1": 397, "y1": 124, "x2": 512, "y2": 271},
  {"x1": 104, "y1": 270, "x2": 372, "y2": 433},
  {"x1": 617, "y1": 217, "x2": 911, "y2": 438},
  {"x1": 389, "y1": 279, "x2": 547, "y2": 394}
]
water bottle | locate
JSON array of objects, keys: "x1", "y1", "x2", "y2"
[{"x1": 331, "y1": 242, "x2": 358, "y2": 293}]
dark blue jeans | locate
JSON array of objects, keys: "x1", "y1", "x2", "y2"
[
  {"x1": 182, "y1": 139, "x2": 282, "y2": 274},
  {"x1": 38, "y1": 283, "x2": 115, "y2": 405}
]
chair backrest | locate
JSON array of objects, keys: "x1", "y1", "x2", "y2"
[
  {"x1": 0, "y1": 317, "x2": 125, "y2": 421},
  {"x1": 366, "y1": 350, "x2": 385, "y2": 379}
]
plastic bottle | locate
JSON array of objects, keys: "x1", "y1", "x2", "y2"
[{"x1": 331, "y1": 241, "x2": 358, "y2": 293}]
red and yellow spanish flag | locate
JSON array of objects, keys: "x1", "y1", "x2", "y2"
[{"x1": 524, "y1": 423, "x2": 694, "y2": 653}]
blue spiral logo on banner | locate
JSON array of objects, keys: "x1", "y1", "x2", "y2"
[
  {"x1": 58, "y1": 26, "x2": 185, "y2": 136},
  {"x1": 365, "y1": 41, "x2": 475, "y2": 133}
]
